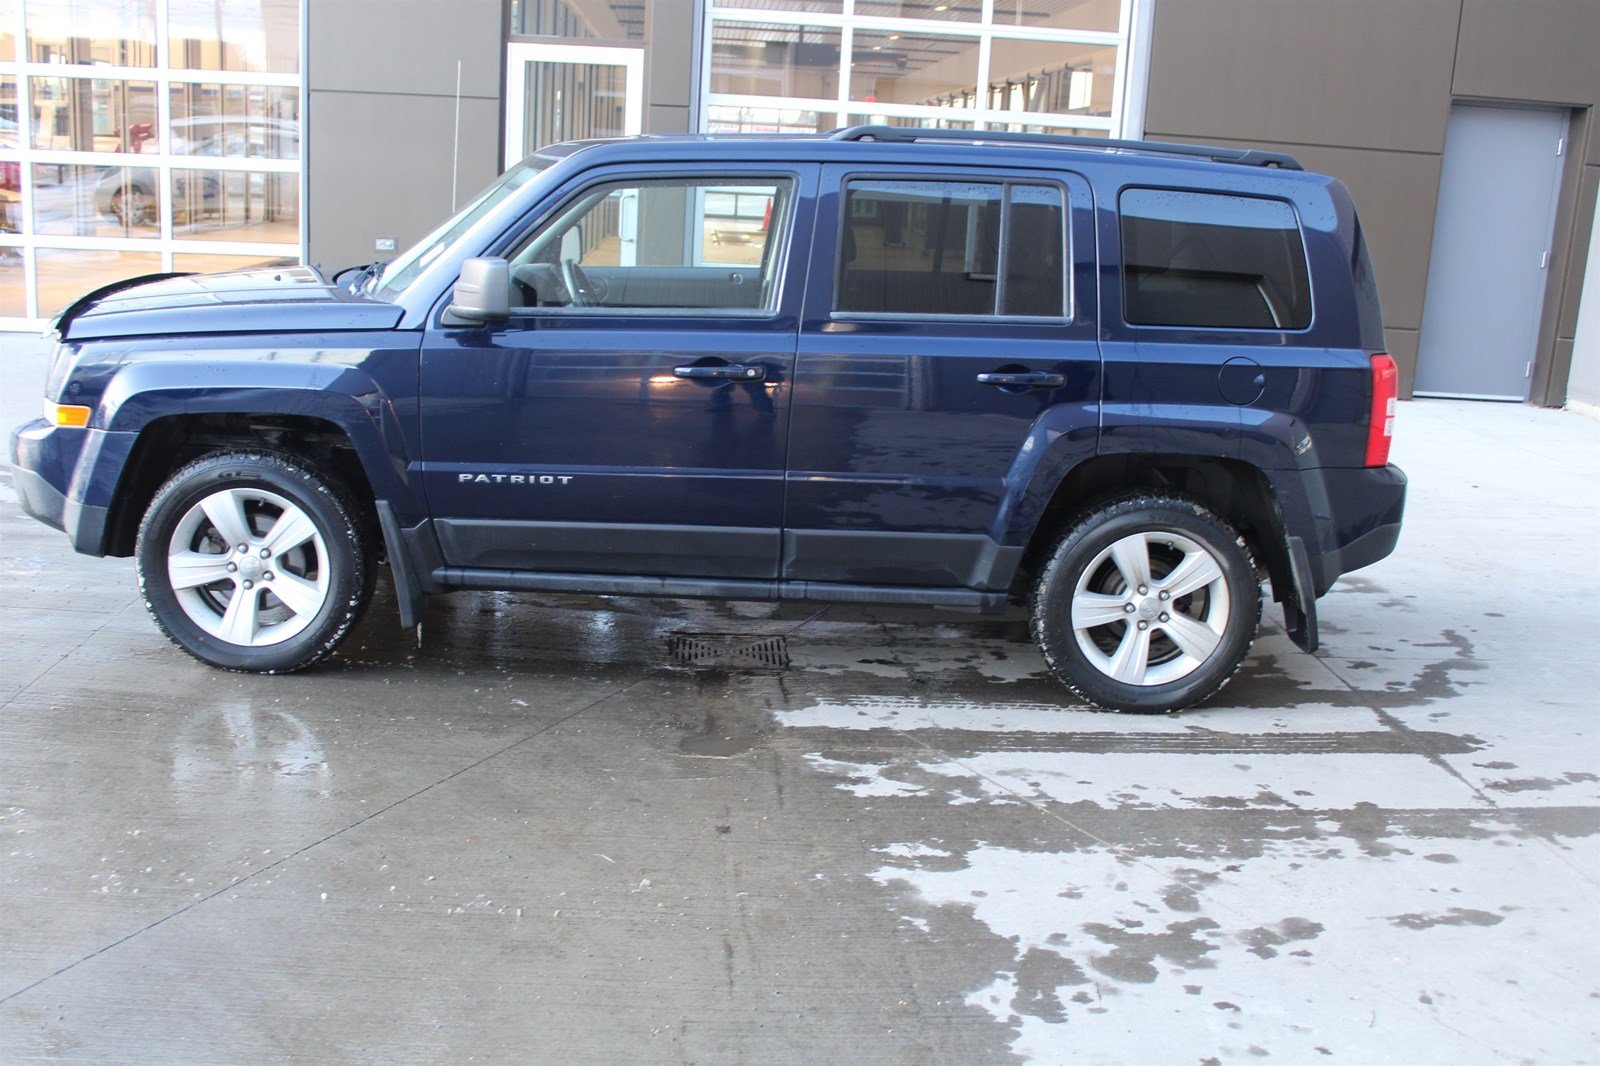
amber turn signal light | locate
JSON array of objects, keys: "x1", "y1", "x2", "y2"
[{"x1": 43, "y1": 401, "x2": 91, "y2": 428}]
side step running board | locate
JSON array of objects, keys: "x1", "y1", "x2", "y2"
[{"x1": 432, "y1": 567, "x2": 1007, "y2": 613}]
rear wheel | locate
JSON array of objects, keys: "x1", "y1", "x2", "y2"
[
  {"x1": 135, "y1": 451, "x2": 372, "y2": 673},
  {"x1": 1031, "y1": 493, "x2": 1260, "y2": 713}
]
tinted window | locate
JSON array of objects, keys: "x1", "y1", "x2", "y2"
[
  {"x1": 507, "y1": 177, "x2": 793, "y2": 312},
  {"x1": 837, "y1": 179, "x2": 1066, "y2": 318},
  {"x1": 1120, "y1": 189, "x2": 1311, "y2": 329}
]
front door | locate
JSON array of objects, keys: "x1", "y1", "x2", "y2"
[
  {"x1": 504, "y1": 42, "x2": 644, "y2": 164},
  {"x1": 1415, "y1": 104, "x2": 1568, "y2": 400},
  {"x1": 785, "y1": 165, "x2": 1100, "y2": 590},
  {"x1": 418, "y1": 164, "x2": 817, "y2": 579}
]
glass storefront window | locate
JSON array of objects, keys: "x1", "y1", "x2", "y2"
[
  {"x1": 1, "y1": 75, "x2": 17, "y2": 149},
  {"x1": 25, "y1": 0, "x2": 157, "y2": 66},
  {"x1": 168, "y1": 0, "x2": 299, "y2": 74},
  {"x1": 994, "y1": 0, "x2": 1121, "y2": 34},
  {"x1": 705, "y1": 2, "x2": 1133, "y2": 137},
  {"x1": 29, "y1": 77, "x2": 160, "y2": 153},
  {"x1": 511, "y1": 0, "x2": 645, "y2": 41},
  {"x1": 712, "y1": 0, "x2": 844, "y2": 12},
  {"x1": 708, "y1": 103, "x2": 834, "y2": 135},
  {"x1": 173, "y1": 251, "x2": 296, "y2": 274},
  {"x1": 170, "y1": 169, "x2": 299, "y2": 244},
  {"x1": 856, "y1": 0, "x2": 980, "y2": 24},
  {"x1": 711, "y1": 22, "x2": 843, "y2": 101},
  {"x1": 988, "y1": 39, "x2": 1116, "y2": 118},
  {"x1": 0, "y1": 251, "x2": 24, "y2": 317},
  {"x1": 849, "y1": 29, "x2": 978, "y2": 108},
  {"x1": 1, "y1": 2, "x2": 303, "y2": 320},
  {"x1": 169, "y1": 83, "x2": 300, "y2": 159},
  {"x1": 846, "y1": 112, "x2": 975, "y2": 129},
  {"x1": 31, "y1": 164, "x2": 160, "y2": 237},
  {"x1": 34, "y1": 247, "x2": 161, "y2": 316}
]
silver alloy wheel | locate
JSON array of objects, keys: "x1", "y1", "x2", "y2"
[
  {"x1": 1069, "y1": 530, "x2": 1231, "y2": 687},
  {"x1": 166, "y1": 487, "x2": 330, "y2": 648}
]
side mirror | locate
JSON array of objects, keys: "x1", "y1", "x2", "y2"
[{"x1": 450, "y1": 257, "x2": 511, "y2": 322}]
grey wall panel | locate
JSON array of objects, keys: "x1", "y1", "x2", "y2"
[
  {"x1": 309, "y1": 0, "x2": 504, "y2": 99},
  {"x1": 1453, "y1": 0, "x2": 1600, "y2": 109},
  {"x1": 1568, "y1": 210, "x2": 1600, "y2": 406},
  {"x1": 1383, "y1": 328, "x2": 1421, "y2": 398},
  {"x1": 647, "y1": 104, "x2": 693, "y2": 135},
  {"x1": 1143, "y1": 0, "x2": 1459, "y2": 153},
  {"x1": 1142, "y1": 132, "x2": 1443, "y2": 333},
  {"x1": 308, "y1": 93, "x2": 501, "y2": 270},
  {"x1": 1557, "y1": 164, "x2": 1599, "y2": 340},
  {"x1": 645, "y1": 0, "x2": 699, "y2": 111}
]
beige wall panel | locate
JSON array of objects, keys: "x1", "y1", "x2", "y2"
[
  {"x1": 1453, "y1": 0, "x2": 1600, "y2": 110},
  {"x1": 310, "y1": 0, "x2": 504, "y2": 99},
  {"x1": 1142, "y1": 132, "x2": 1443, "y2": 332},
  {"x1": 1143, "y1": 0, "x2": 1459, "y2": 153},
  {"x1": 308, "y1": 93, "x2": 502, "y2": 270}
]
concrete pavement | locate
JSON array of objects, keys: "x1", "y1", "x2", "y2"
[{"x1": 2, "y1": 333, "x2": 1597, "y2": 1063}]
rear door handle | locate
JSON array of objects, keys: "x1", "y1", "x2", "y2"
[
  {"x1": 977, "y1": 370, "x2": 1065, "y2": 389},
  {"x1": 674, "y1": 363, "x2": 766, "y2": 381}
]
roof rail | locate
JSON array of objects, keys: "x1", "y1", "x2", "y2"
[{"x1": 827, "y1": 125, "x2": 1303, "y2": 171}]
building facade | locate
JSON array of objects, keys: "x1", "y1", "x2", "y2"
[{"x1": 2, "y1": 0, "x2": 1596, "y2": 406}]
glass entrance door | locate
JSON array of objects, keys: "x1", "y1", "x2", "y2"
[{"x1": 503, "y1": 42, "x2": 643, "y2": 164}]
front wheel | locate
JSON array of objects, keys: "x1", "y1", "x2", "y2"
[
  {"x1": 135, "y1": 451, "x2": 373, "y2": 673},
  {"x1": 1030, "y1": 493, "x2": 1261, "y2": 713}
]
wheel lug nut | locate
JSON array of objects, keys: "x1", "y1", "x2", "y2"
[
  {"x1": 237, "y1": 544, "x2": 248, "y2": 553},
  {"x1": 1137, "y1": 620, "x2": 1149, "y2": 630},
  {"x1": 260, "y1": 548, "x2": 271, "y2": 558},
  {"x1": 1159, "y1": 612, "x2": 1170, "y2": 623},
  {"x1": 226, "y1": 562, "x2": 237, "y2": 573},
  {"x1": 1123, "y1": 603, "x2": 1135, "y2": 614},
  {"x1": 263, "y1": 571, "x2": 274, "y2": 581},
  {"x1": 1159, "y1": 590, "x2": 1170, "y2": 600},
  {"x1": 242, "y1": 579, "x2": 254, "y2": 590},
  {"x1": 1137, "y1": 585, "x2": 1148, "y2": 595}
]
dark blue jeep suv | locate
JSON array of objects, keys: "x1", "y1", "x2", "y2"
[{"x1": 9, "y1": 127, "x2": 1406, "y2": 712}]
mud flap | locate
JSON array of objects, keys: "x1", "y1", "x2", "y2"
[
  {"x1": 1281, "y1": 534, "x2": 1319, "y2": 653},
  {"x1": 375, "y1": 500, "x2": 426, "y2": 631}
]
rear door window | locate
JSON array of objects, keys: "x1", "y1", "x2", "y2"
[
  {"x1": 1120, "y1": 188, "x2": 1311, "y2": 330},
  {"x1": 836, "y1": 178, "x2": 1067, "y2": 319}
]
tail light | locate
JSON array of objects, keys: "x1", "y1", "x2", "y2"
[{"x1": 1365, "y1": 353, "x2": 1398, "y2": 467}]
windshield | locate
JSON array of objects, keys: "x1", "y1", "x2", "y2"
[{"x1": 372, "y1": 159, "x2": 550, "y2": 300}]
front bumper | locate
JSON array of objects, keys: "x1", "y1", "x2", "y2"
[{"x1": 9, "y1": 418, "x2": 131, "y2": 556}]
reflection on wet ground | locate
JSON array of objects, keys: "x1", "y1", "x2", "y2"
[{"x1": 1, "y1": 361, "x2": 1596, "y2": 1061}]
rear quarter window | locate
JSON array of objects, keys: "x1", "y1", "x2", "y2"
[{"x1": 1120, "y1": 188, "x2": 1311, "y2": 330}]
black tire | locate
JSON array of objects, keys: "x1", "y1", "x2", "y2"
[
  {"x1": 1030, "y1": 493, "x2": 1261, "y2": 713},
  {"x1": 135, "y1": 450, "x2": 373, "y2": 673}
]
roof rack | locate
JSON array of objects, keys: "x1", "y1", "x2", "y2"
[{"x1": 827, "y1": 125, "x2": 1303, "y2": 171}]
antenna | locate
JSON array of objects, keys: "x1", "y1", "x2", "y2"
[{"x1": 451, "y1": 60, "x2": 463, "y2": 211}]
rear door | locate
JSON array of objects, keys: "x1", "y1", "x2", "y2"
[
  {"x1": 417, "y1": 163, "x2": 817, "y2": 579},
  {"x1": 785, "y1": 164, "x2": 1098, "y2": 590}
]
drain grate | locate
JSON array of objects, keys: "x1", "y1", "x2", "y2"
[{"x1": 666, "y1": 633, "x2": 791, "y2": 671}]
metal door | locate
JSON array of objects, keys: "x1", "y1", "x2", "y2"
[{"x1": 1415, "y1": 104, "x2": 1567, "y2": 400}]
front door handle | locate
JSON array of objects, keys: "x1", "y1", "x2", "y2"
[
  {"x1": 674, "y1": 363, "x2": 766, "y2": 382},
  {"x1": 977, "y1": 370, "x2": 1065, "y2": 390}
]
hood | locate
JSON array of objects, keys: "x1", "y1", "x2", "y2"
[{"x1": 58, "y1": 267, "x2": 406, "y2": 340}]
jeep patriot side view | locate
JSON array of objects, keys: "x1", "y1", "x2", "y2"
[{"x1": 9, "y1": 127, "x2": 1406, "y2": 713}]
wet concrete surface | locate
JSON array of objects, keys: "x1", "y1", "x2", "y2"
[{"x1": 2, "y1": 335, "x2": 1597, "y2": 1063}]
